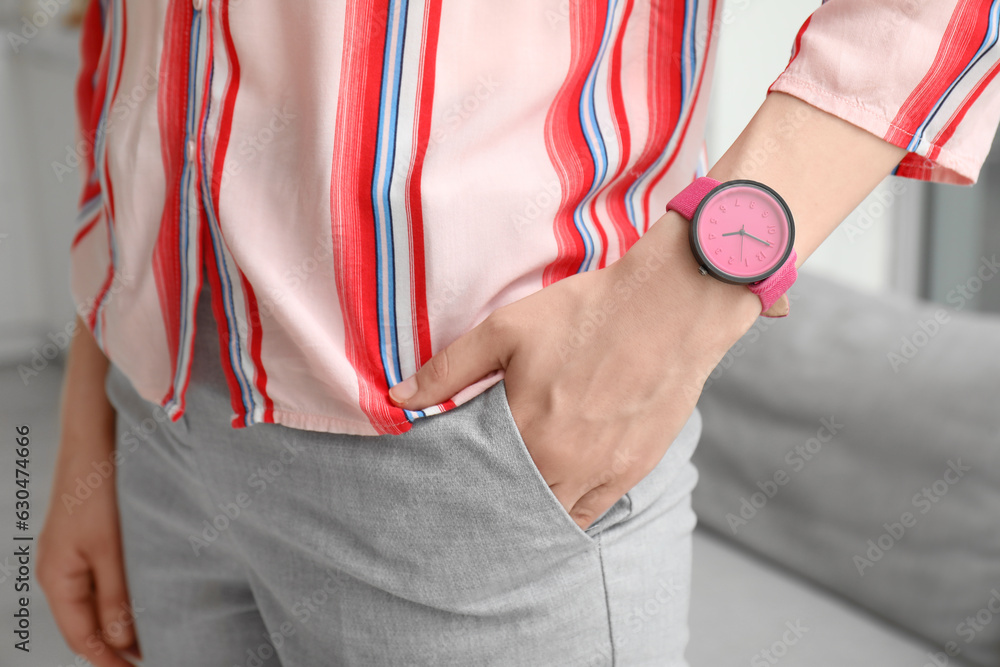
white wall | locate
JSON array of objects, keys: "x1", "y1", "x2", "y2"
[
  {"x1": 705, "y1": 0, "x2": 905, "y2": 295},
  {"x1": 0, "y1": 2, "x2": 81, "y2": 363}
]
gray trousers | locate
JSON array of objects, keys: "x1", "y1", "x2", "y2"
[{"x1": 104, "y1": 278, "x2": 701, "y2": 666}]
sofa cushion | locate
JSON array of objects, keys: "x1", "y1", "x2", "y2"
[{"x1": 692, "y1": 271, "x2": 1000, "y2": 667}]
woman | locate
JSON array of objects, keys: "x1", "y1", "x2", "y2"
[{"x1": 38, "y1": 1, "x2": 1000, "y2": 665}]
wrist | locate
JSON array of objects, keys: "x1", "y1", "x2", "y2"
[{"x1": 616, "y1": 210, "x2": 760, "y2": 344}]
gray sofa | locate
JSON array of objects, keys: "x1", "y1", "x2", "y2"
[{"x1": 686, "y1": 272, "x2": 999, "y2": 666}]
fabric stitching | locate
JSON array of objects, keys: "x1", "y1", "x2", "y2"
[
  {"x1": 596, "y1": 534, "x2": 616, "y2": 667},
  {"x1": 772, "y1": 73, "x2": 980, "y2": 170}
]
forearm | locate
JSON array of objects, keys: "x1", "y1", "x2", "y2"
[
  {"x1": 621, "y1": 91, "x2": 909, "y2": 332},
  {"x1": 57, "y1": 315, "x2": 116, "y2": 460},
  {"x1": 707, "y1": 91, "x2": 907, "y2": 263}
]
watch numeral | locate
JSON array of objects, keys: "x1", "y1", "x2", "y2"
[
  {"x1": 761, "y1": 210, "x2": 769, "y2": 218},
  {"x1": 734, "y1": 199, "x2": 740, "y2": 207},
  {"x1": 714, "y1": 248, "x2": 722, "y2": 255},
  {"x1": 744, "y1": 258, "x2": 750, "y2": 266},
  {"x1": 728, "y1": 256, "x2": 735, "y2": 264},
  {"x1": 755, "y1": 250, "x2": 767, "y2": 261},
  {"x1": 708, "y1": 233, "x2": 717, "y2": 240},
  {"x1": 709, "y1": 217, "x2": 718, "y2": 224},
  {"x1": 767, "y1": 225, "x2": 777, "y2": 234},
  {"x1": 719, "y1": 204, "x2": 727, "y2": 213},
  {"x1": 749, "y1": 200, "x2": 756, "y2": 209}
]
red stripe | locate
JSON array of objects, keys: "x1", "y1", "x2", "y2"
[
  {"x1": 87, "y1": 2, "x2": 128, "y2": 333},
  {"x1": 201, "y1": 2, "x2": 249, "y2": 426},
  {"x1": 926, "y1": 57, "x2": 1000, "y2": 163},
  {"x1": 640, "y1": 0, "x2": 717, "y2": 224},
  {"x1": 151, "y1": 0, "x2": 192, "y2": 406},
  {"x1": 597, "y1": 0, "x2": 639, "y2": 264},
  {"x1": 239, "y1": 275, "x2": 275, "y2": 423},
  {"x1": 886, "y1": 0, "x2": 989, "y2": 146},
  {"x1": 74, "y1": 0, "x2": 106, "y2": 223},
  {"x1": 71, "y1": 213, "x2": 101, "y2": 249},
  {"x1": 542, "y1": 1, "x2": 609, "y2": 286},
  {"x1": 216, "y1": 0, "x2": 274, "y2": 425},
  {"x1": 405, "y1": 0, "x2": 453, "y2": 411},
  {"x1": 611, "y1": 0, "x2": 684, "y2": 235},
  {"x1": 330, "y1": 0, "x2": 409, "y2": 434},
  {"x1": 173, "y1": 4, "x2": 216, "y2": 420},
  {"x1": 786, "y1": 14, "x2": 811, "y2": 68}
]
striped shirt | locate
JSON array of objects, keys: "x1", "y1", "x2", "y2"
[{"x1": 70, "y1": 0, "x2": 1000, "y2": 436}]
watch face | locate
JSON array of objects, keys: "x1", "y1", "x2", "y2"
[{"x1": 690, "y1": 180, "x2": 795, "y2": 284}]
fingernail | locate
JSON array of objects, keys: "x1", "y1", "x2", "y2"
[{"x1": 389, "y1": 375, "x2": 418, "y2": 404}]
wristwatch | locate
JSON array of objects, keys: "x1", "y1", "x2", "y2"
[{"x1": 666, "y1": 177, "x2": 798, "y2": 318}]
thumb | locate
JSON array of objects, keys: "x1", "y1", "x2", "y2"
[{"x1": 389, "y1": 315, "x2": 511, "y2": 410}]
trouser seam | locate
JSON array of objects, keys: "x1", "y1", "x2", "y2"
[{"x1": 596, "y1": 534, "x2": 616, "y2": 667}]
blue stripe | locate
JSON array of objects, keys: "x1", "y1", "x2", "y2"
[
  {"x1": 572, "y1": 0, "x2": 619, "y2": 273},
  {"x1": 682, "y1": 0, "x2": 696, "y2": 101},
  {"x1": 624, "y1": 0, "x2": 699, "y2": 227},
  {"x1": 91, "y1": 0, "x2": 123, "y2": 347},
  {"x1": 74, "y1": 195, "x2": 103, "y2": 227},
  {"x1": 198, "y1": 61, "x2": 257, "y2": 425},
  {"x1": 908, "y1": 0, "x2": 1000, "y2": 152},
  {"x1": 164, "y1": 10, "x2": 204, "y2": 414},
  {"x1": 371, "y1": 0, "x2": 424, "y2": 421}
]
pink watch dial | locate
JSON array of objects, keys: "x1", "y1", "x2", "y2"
[{"x1": 691, "y1": 181, "x2": 794, "y2": 284}]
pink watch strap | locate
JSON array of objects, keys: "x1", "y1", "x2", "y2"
[
  {"x1": 666, "y1": 176, "x2": 797, "y2": 318},
  {"x1": 666, "y1": 176, "x2": 720, "y2": 219},
  {"x1": 748, "y1": 250, "x2": 797, "y2": 317}
]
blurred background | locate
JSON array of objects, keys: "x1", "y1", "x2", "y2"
[{"x1": 0, "y1": 0, "x2": 997, "y2": 665}]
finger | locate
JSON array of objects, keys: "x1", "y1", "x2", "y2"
[
  {"x1": 92, "y1": 541, "x2": 140, "y2": 657},
  {"x1": 389, "y1": 314, "x2": 511, "y2": 410},
  {"x1": 569, "y1": 482, "x2": 632, "y2": 531},
  {"x1": 45, "y1": 563, "x2": 136, "y2": 667}
]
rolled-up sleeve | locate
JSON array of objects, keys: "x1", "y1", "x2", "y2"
[
  {"x1": 769, "y1": 0, "x2": 1000, "y2": 185},
  {"x1": 68, "y1": 0, "x2": 111, "y2": 334}
]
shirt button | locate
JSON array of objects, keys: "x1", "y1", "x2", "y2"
[
  {"x1": 192, "y1": 0, "x2": 203, "y2": 10},
  {"x1": 186, "y1": 139, "x2": 197, "y2": 163}
]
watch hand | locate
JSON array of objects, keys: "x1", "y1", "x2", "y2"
[
  {"x1": 740, "y1": 232, "x2": 744, "y2": 261},
  {"x1": 721, "y1": 229, "x2": 744, "y2": 237},
  {"x1": 744, "y1": 232, "x2": 772, "y2": 246}
]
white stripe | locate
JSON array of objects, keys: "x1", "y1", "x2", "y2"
[
  {"x1": 389, "y1": 1, "x2": 426, "y2": 382},
  {"x1": 628, "y1": 0, "x2": 710, "y2": 225},
  {"x1": 592, "y1": 0, "x2": 629, "y2": 264},
  {"x1": 373, "y1": 0, "x2": 408, "y2": 387}
]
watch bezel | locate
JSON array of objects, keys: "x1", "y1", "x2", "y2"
[{"x1": 689, "y1": 179, "x2": 796, "y2": 285}]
